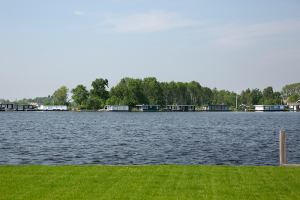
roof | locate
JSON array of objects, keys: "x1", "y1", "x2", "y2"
[
  {"x1": 202, "y1": 104, "x2": 229, "y2": 106},
  {"x1": 105, "y1": 105, "x2": 128, "y2": 106},
  {"x1": 254, "y1": 105, "x2": 285, "y2": 106},
  {"x1": 287, "y1": 103, "x2": 300, "y2": 105},
  {"x1": 165, "y1": 105, "x2": 195, "y2": 106},
  {"x1": 136, "y1": 105, "x2": 159, "y2": 106}
]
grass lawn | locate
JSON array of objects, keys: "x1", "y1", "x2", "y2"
[{"x1": 1, "y1": 165, "x2": 300, "y2": 199}]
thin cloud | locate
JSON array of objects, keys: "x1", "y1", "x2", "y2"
[
  {"x1": 261, "y1": 47, "x2": 300, "y2": 65},
  {"x1": 201, "y1": 19, "x2": 300, "y2": 47},
  {"x1": 96, "y1": 10, "x2": 202, "y2": 33},
  {"x1": 73, "y1": 11, "x2": 85, "y2": 16}
]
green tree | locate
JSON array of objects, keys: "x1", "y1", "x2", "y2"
[
  {"x1": 90, "y1": 78, "x2": 109, "y2": 102},
  {"x1": 127, "y1": 78, "x2": 144, "y2": 107},
  {"x1": 251, "y1": 88, "x2": 262, "y2": 105},
  {"x1": 263, "y1": 86, "x2": 274, "y2": 99},
  {"x1": 71, "y1": 85, "x2": 89, "y2": 105},
  {"x1": 200, "y1": 87, "x2": 213, "y2": 105},
  {"x1": 287, "y1": 94, "x2": 299, "y2": 103},
  {"x1": 187, "y1": 81, "x2": 201, "y2": 105},
  {"x1": 212, "y1": 87, "x2": 218, "y2": 104},
  {"x1": 281, "y1": 82, "x2": 300, "y2": 97},
  {"x1": 142, "y1": 77, "x2": 162, "y2": 105},
  {"x1": 240, "y1": 88, "x2": 253, "y2": 104},
  {"x1": 54, "y1": 86, "x2": 69, "y2": 104},
  {"x1": 273, "y1": 92, "x2": 282, "y2": 104},
  {"x1": 86, "y1": 96, "x2": 104, "y2": 110},
  {"x1": 224, "y1": 91, "x2": 237, "y2": 106}
]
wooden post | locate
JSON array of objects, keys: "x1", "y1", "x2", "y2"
[{"x1": 279, "y1": 131, "x2": 286, "y2": 166}]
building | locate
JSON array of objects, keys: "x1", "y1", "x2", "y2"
[
  {"x1": 165, "y1": 105, "x2": 195, "y2": 112},
  {"x1": 39, "y1": 105, "x2": 67, "y2": 111},
  {"x1": 0, "y1": 103, "x2": 14, "y2": 111},
  {"x1": 287, "y1": 103, "x2": 300, "y2": 111},
  {"x1": 202, "y1": 104, "x2": 230, "y2": 111},
  {"x1": 254, "y1": 105, "x2": 286, "y2": 111},
  {"x1": 15, "y1": 105, "x2": 36, "y2": 111},
  {"x1": 240, "y1": 104, "x2": 254, "y2": 109},
  {"x1": 136, "y1": 105, "x2": 159, "y2": 112},
  {"x1": 102, "y1": 105, "x2": 129, "y2": 112}
]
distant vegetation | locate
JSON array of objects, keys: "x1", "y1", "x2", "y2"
[{"x1": 1, "y1": 80, "x2": 299, "y2": 110}]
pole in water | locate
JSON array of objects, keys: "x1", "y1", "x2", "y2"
[{"x1": 279, "y1": 131, "x2": 286, "y2": 166}]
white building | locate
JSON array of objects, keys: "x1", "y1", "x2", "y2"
[
  {"x1": 102, "y1": 105, "x2": 129, "y2": 111},
  {"x1": 254, "y1": 105, "x2": 285, "y2": 111},
  {"x1": 39, "y1": 105, "x2": 67, "y2": 110}
]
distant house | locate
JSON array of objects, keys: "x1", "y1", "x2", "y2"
[
  {"x1": 240, "y1": 104, "x2": 254, "y2": 108},
  {"x1": 165, "y1": 105, "x2": 195, "y2": 112},
  {"x1": 202, "y1": 104, "x2": 230, "y2": 111},
  {"x1": 287, "y1": 103, "x2": 300, "y2": 111},
  {"x1": 39, "y1": 105, "x2": 67, "y2": 111},
  {"x1": 102, "y1": 105, "x2": 129, "y2": 112},
  {"x1": 0, "y1": 103, "x2": 14, "y2": 111},
  {"x1": 254, "y1": 105, "x2": 286, "y2": 111},
  {"x1": 15, "y1": 105, "x2": 36, "y2": 111},
  {"x1": 136, "y1": 105, "x2": 159, "y2": 112}
]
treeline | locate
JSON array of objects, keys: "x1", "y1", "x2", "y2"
[
  {"x1": 70, "y1": 78, "x2": 299, "y2": 110},
  {"x1": 2, "y1": 79, "x2": 299, "y2": 109}
]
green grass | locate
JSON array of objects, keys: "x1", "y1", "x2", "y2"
[{"x1": 1, "y1": 165, "x2": 300, "y2": 199}]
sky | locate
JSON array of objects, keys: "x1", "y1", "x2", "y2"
[{"x1": 1, "y1": 0, "x2": 300, "y2": 101}]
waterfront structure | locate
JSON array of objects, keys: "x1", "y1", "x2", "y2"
[
  {"x1": 0, "y1": 103, "x2": 14, "y2": 111},
  {"x1": 0, "y1": 103, "x2": 37, "y2": 111},
  {"x1": 254, "y1": 105, "x2": 286, "y2": 111},
  {"x1": 287, "y1": 103, "x2": 300, "y2": 111},
  {"x1": 102, "y1": 105, "x2": 129, "y2": 112},
  {"x1": 15, "y1": 105, "x2": 36, "y2": 111},
  {"x1": 165, "y1": 105, "x2": 195, "y2": 111},
  {"x1": 240, "y1": 104, "x2": 254, "y2": 109},
  {"x1": 202, "y1": 104, "x2": 230, "y2": 111},
  {"x1": 39, "y1": 105, "x2": 67, "y2": 111},
  {"x1": 136, "y1": 105, "x2": 159, "y2": 112}
]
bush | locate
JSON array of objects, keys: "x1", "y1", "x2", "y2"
[{"x1": 77, "y1": 105, "x2": 86, "y2": 110}]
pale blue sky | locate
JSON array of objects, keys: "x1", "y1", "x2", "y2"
[{"x1": 1, "y1": 0, "x2": 300, "y2": 100}]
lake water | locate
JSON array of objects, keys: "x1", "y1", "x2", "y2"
[{"x1": 0, "y1": 111, "x2": 299, "y2": 166}]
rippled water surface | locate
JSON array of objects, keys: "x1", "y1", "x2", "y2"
[{"x1": 0, "y1": 111, "x2": 299, "y2": 166}]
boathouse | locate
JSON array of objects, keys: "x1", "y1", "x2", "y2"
[
  {"x1": 254, "y1": 105, "x2": 286, "y2": 111},
  {"x1": 0, "y1": 103, "x2": 14, "y2": 111},
  {"x1": 102, "y1": 105, "x2": 129, "y2": 112},
  {"x1": 39, "y1": 105, "x2": 67, "y2": 111},
  {"x1": 287, "y1": 103, "x2": 300, "y2": 111},
  {"x1": 15, "y1": 105, "x2": 36, "y2": 111},
  {"x1": 202, "y1": 104, "x2": 230, "y2": 111},
  {"x1": 165, "y1": 105, "x2": 195, "y2": 112},
  {"x1": 136, "y1": 105, "x2": 159, "y2": 112}
]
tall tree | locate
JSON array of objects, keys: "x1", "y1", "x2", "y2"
[
  {"x1": 142, "y1": 77, "x2": 162, "y2": 105},
  {"x1": 187, "y1": 81, "x2": 201, "y2": 105},
  {"x1": 287, "y1": 94, "x2": 299, "y2": 103},
  {"x1": 86, "y1": 96, "x2": 104, "y2": 110},
  {"x1": 281, "y1": 82, "x2": 300, "y2": 97},
  {"x1": 212, "y1": 87, "x2": 218, "y2": 104},
  {"x1": 127, "y1": 78, "x2": 144, "y2": 107},
  {"x1": 54, "y1": 86, "x2": 69, "y2": 104},
  {"x1": 200, "y1": 87, "x2": 213, "y2": 105},
  {"x1": 251, "y1": 88, "x2": 262, "y2": 105},
  {"x1": 90, "y1": 78, "x2": 109, "y2": 102},
  {"x1": 263, "y1": 86, "x2": 274, "y2": 99},
  {"x1": 71, "y1": 85, "x2": 89, "y2": 105}
]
